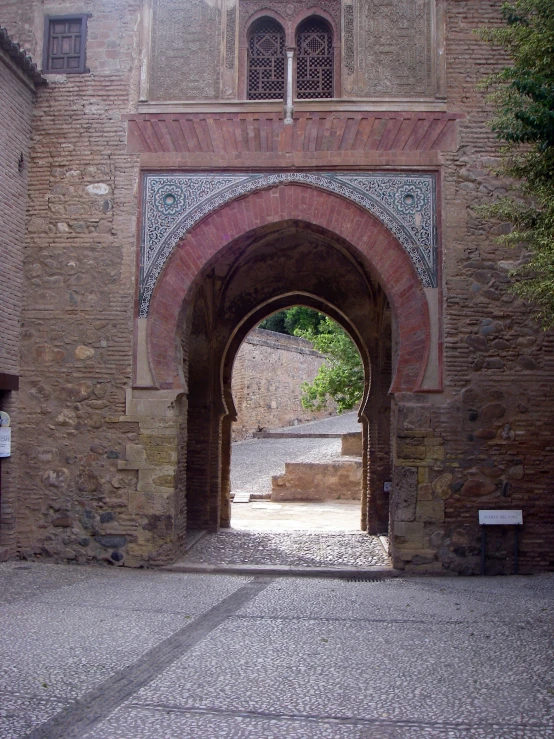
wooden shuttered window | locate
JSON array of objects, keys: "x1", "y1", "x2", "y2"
[{"x1": 43, "y1": 15, "x2": 88, "y2": 74}]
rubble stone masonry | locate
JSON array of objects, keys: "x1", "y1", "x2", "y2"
[{"x1": 0, "y1": 0, "x2": 552, "y2": 572}]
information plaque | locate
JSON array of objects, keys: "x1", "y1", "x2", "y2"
[
  {"x1": 0, "y1": 427, "x2": 11, "y2": 458},
  {"x1": 479, "y1": 510, "x2": 523, "y2": 526}
]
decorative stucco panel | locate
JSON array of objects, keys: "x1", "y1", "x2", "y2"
[{"x1": 139, "y1": 171, "x2": 437, "y2": 316}]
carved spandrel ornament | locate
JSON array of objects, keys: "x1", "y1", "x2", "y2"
[
  {"x1": 139, "y1": 172, "x2": 437, "y2": 317},
  {"x1": 150, "y1": 0, "x2": 221, "y2": 101},
  {"x1": 354, "y1": 0, "x2": 433, "y2": 98},
  {"x1": 239, "y1": 0, "x2": 341, "y2": 39}
]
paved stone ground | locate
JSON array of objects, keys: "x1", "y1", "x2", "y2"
[
  {"x1": 181, "y1": 530, "x2": 389, "y2": 567},
  {"x1": 267, "y1": 412, "x2": 360, "y2": 436},
  {"x1": 232, "y1": 500, "x2": 362, "y2": 532},
  {"x1": 231, "y1": 412, "x2": 359, "y2": 496},
  {"x1": 1, "y1": 562, "x2": 553, "y2": 738}
]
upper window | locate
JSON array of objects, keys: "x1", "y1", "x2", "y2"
[
  {"x1": 247, "y1": 18, "x2": 285, "y2": 100},
  {"x1": 296, "y1": 18, "x2": 333, "y2": 99},
  {"x1": 43, "y1": 15, "x2": 88, "y2": 74}
]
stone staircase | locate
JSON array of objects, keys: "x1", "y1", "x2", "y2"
[{"x1": 271, "y1": 432, "x2": 362, "y2": 501}]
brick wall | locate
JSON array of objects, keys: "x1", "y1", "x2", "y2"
[
  {"x1": 0, "y1": 40, "x2": 37, "y2": 559},
  {"x1": 0, "y1": 50, "x2": 33, "y2": 376},
  {"x1": 232, "y1": 328, "x2": 334, "y2": 441}
]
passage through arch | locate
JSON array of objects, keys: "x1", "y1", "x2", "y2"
[{"x1": 177, "y1": 222, "x2": 393, "y2": 538}]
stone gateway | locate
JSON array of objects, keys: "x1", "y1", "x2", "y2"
[{"x1": 0, "y1": 0, "x2": 553, "y2": 574}]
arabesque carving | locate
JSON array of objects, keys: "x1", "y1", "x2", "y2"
[
  {"x1": 150, "y1": 0, "x2": 221, "y2": 100},
  {"x1": 139, "y1": 171, "x2": 437, "y2": 316},
  {"x1": 239, "y1": 0, "x2": 341, "y2": 38},
  {"x1": 343, "y1": 4, "x2": 354, "y2": 76},
  {"x1": 225, "y1": 6, "x2": 237, "y2": 69},
  {"x1": 354, "y1": 0, "x2": 433, "y2": 98}
]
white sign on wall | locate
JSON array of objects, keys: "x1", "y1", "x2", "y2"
[
  {"x1": 0, "y1": 427, "x2": 11, "y2": 458},
  {"x1": 479, "y1": 510, "x2": 523, "y2": 526}
]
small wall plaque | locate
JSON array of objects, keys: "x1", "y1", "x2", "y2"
[
  {"x1": 479, "y1": 510, "x2": 523, "y2": 526},
  {"x1": 0, "y1": 427, "x2": 11, "y2": 458}
]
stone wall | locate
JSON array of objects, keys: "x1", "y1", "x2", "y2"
[
  {"x1": 389, "y1": 1, "x2": 554, "y2": 575},
  {"x1": 0, "y1": 0, "x2": 553, "y2": 573},
  {"x1": 231, "y1": 328, "x2": 333, "y2": 441},
  {"x1": 1, "y1": 0, "x2": 145, "y2": 565}
]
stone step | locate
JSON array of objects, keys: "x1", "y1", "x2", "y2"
[
  {"x1": 253, "y1": 431, "x2": 343, "y2": 438},
  {"x1": 162, "y1": 562, "x2": 401, "y2": 578},
  {"x1": 341, "y1": 432, "x2": 362, "y2": 457},
  {"x1": 272, "y1": 459, "x2": 363, "y2": 501}
]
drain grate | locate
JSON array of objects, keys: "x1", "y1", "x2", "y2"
[{"x1": 345, "y1": 576, "x2": 381, "y2": 583}]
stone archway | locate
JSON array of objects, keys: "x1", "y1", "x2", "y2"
[
  {"x1": 145, "y1": 183, "x2": 432, "y2": 394},
  {"x1": 125, "y1": 180, "x2": 441, "y2": 569}
]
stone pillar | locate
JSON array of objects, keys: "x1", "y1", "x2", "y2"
[
  {"x1": 389, "y1": 401, "x2": 447, "y2": 573},
  {"x1": 220, "y1": 414, "x2": 232, "y2": 528},
  {"x1": 117, "y1": 388, "x2": 182, "y2": 566}
]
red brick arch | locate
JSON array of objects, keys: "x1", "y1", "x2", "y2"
[{"x1": 147, "y1": 183, "x2": 431, "y2": 393}]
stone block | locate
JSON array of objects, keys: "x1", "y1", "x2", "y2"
[
  {"x1": 137, "y1": 467, "x2": 177, "y2": 494},
  {"x1": 418, "y1": 483, "x2": 433, "y2": 500},
  {"x1": 271, "y1": 460, "x2": 362, "y2": 501},
  {"x1": 125, "y1": 444, "x2": 146, "y2": 463},
  {"x1": 392, "y1": 521, "x2": 425, "y2": 541},
  {"x1": 461, "y1": 479, "x2": 496, "y2": 497},
  {"x1": 417, "y1": 467, "x2": 429, "y2": 484},
  {"x1": 144, "y1": 447, "x2": 177, "y2": 465},
  {"x1": 416, "y1": 500, "x2": 445, "y2": 523},
  {"x1": 432, "y1": 473, "x2": 453, "y2": 498},
  {"x1": 391, "y1": 466, "x2": 417, "y2": 522},
  {"x1": 393, "y1": 547, "x2": 437, "y2": 563},
  {"x1": 341, "y1": 432, "x2": 362, "y2": 457},
  {"x1": 397, "y1": 443, "x2": 427, "y2": 460},
  {"x1": 426, "y1": 445, "x2": 445, "y2": 460},
  {"x1": 95, "y1": 535, "x2": 126, "y2": 549},
  {"x1": 397, "y1": 405, "x2": 431, "y2": 431}
]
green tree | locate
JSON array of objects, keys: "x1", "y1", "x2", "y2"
[
  {"x1": 258, "y1": 306, "x2": 326, "y2": 335},
  {"x1": 257, "y1": 311, "x2": 288, "y2": 334},
  {"x1": 479, "y1": 0, "x2": 554, "y2": 325},
  {"x1": 294, "y1": 316, "x2": 364, "y2": 413}
]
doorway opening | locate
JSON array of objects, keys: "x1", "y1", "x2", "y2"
[
  {"x1": 230, "y1": 308, "x2": 365, "y2": 534},
  {"x1": 175, "y1": 220, "x2": 393, "y2": 566}
]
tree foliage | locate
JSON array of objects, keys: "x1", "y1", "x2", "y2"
[
  {"x1": 479, "y1": 0, "x2": 554, "y2": 325},
  {"x1": 294, "y1": 316, "x2": 364, "y2": 414},
  {"x1": 257, "y1": 308, "x2": 364, "y2": 412},
  {"x1": 258, "y1": 307, "x2": 326, "y2": 336}
]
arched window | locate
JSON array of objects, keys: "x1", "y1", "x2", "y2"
[
  {"x1": 296, "y1": 18, "x2": 333, "y2": 99},
  {"x1": 247, "y1": 18, "x2": 286, "y2": 100}
]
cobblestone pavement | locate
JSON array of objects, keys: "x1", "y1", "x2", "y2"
[
  {"x1": 1, "y1": 562, "x2": 553, "y2": 738},
  {"x1": 181, "y1": 530, "x2": 389, "y2": 567},
  {"x1": 231, "y1": 413, "x2": 359, "y2": 496}
]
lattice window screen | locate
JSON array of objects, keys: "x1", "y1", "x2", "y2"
[
  {"x1": 247, "y1": 19, "x2": 285, "y2": 100},
  {"x1": 296, "y1": 19, "x2": 333, "y2": 99}
]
